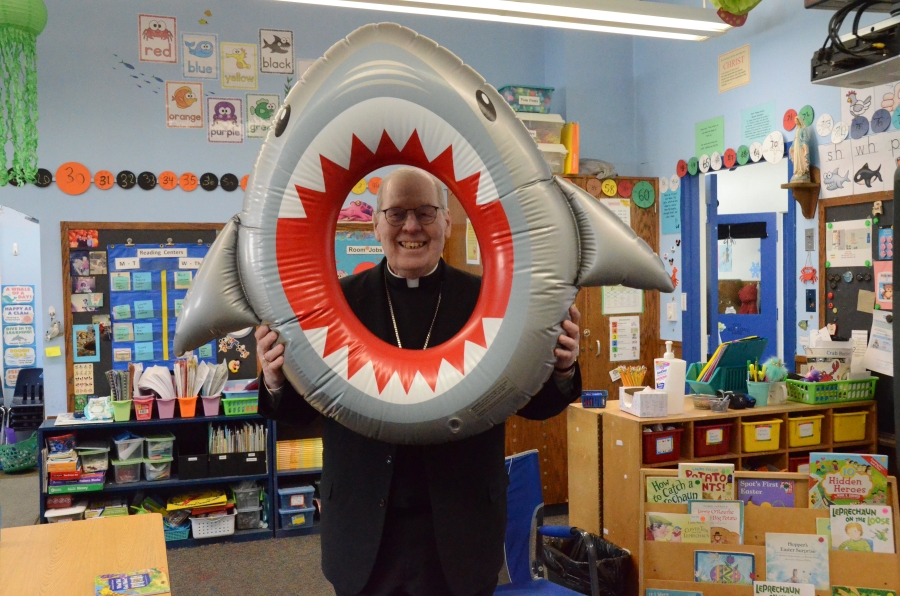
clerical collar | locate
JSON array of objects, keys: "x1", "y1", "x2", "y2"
[{"x1": 385, "y1": 260, "x2": 442, "y2": 288}]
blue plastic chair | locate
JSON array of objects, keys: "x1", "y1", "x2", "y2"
[{"x1": 496, "y1": 450, "x2": 600, "y2": 596}]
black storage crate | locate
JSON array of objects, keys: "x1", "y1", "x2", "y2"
[{"x1": 208, "y1": 451, "x2": 267, "y2": 477}]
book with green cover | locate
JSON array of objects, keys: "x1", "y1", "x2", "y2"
[
  {"x1": 48, "y1": 482, "x2": 104, "y2": 495},
  {"x1": 645, "y1": 512, "x2": 711, "y2": 543},
  {"x1": 830, "y1": 504, "x2": 895, "y2": 553},
  {"x1": 832, "y1": 589, "x2": 896, "y2": 596},
  {"x1": 679, "y1": 463, "x2": 735, "y2": 500},
  {"x1": 646, "y1": 477, "x2": 703, "y2": 504},
  {"x1": 808, "y1": 453, "x2": 888, "y2": 509},
  {"x1": 94, "y1": 568, "x2": 169, "y2": 595},
  {"x1": 816, "y1": 517, "x2": 831, "y2": 549}
]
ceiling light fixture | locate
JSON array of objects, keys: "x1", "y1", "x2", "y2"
[{"x1": 273, "y1": 0, "x2": 730, "y2": 41}]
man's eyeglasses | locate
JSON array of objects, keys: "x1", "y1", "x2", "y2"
[{"x1": 379, "y1": 205, "x2": 443, "y2": 226}]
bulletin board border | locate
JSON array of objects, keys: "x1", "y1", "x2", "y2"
[{"x1": 61, "y1": 222, "x2": 224, "y2": 412}]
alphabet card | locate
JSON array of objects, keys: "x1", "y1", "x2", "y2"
[
  {"x1": 246, "y1": 94, "x2": 279, "y2": 139},
  {"x1": 850, "y1": 132, "x2": 893, "y2": 194},
  {"x1": 182, "y1": 33, "x2": 218, "y2": 79},
  {"x1": 166, "y1": 82, "x2": 203, "y2": 129},
  {"x1": 138, "y1": 14, "x2": 177, "y2": 64},
  {"x1": 830, "y1": 504, "x2": 895, "y2": 553},
  {"x1": 259, "y1": 29, "x2": 294, "y2": 74},
  {"x1": 207, "y1": 98, "x2": 243, "y2": 144},
  {"x1": 221, "y1": 42, "x2": 258, "y2": 90},
  {"x1": 818, "y1": 141, "x2": 854, "y2": 198}
]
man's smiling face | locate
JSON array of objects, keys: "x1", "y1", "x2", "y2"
[{"x1": 374, "y1": 169, "x2": 451, "y2": 279}]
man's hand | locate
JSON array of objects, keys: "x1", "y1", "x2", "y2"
[
  {"x1": 553, "y1": 304, "x2": 581, "y2": 377},
  {"x1": 256, "y1": 324, "x2": 286, "y2": 391}
]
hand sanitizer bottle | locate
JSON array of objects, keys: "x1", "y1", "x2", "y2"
[{"x1": 655, "y1": 341, "x2": 686, "y2": 415}]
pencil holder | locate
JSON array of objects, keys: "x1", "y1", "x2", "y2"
[
  {"x1": 157, "y1": 397, "x2": 176, "y2": 419},
  {"x1": 201, "y1": 395, "x2": 221, "y2": 417},
  {"x1": 111, "y1": 399, "x2": 133, "y2": 422},
  {"x1": 746, "y1": 381, "x2": 771, "y2": 407},
  {"x1": 134, "y1": 397, "x2": 154, "y2": 421},
  {"x1": 177, "y1": 396, "x2": 198, "y2": 418}
]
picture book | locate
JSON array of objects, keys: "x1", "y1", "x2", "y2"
[
  {"x1": 753, "y1": 581, "x2": 815, "y2": 596},
  {"x1": 808, "y1": 453, "x2": 888, "y2": 509},
  {"x1": 94, "y1": 568, "x2": 169, "y2": 595},
  {"x1": 833, "y1": 588, "x2": 897, "y2": 596},
  {"x1": 646, "y1": 591, "x2": 702, "y2": 596},
  {"x1": 688, "y1": 500, "x2": 744, "y2": 544},
  {"x1": 645, "y1": 512, "x2": 711, "y2": 543},
  {"x1": 679, "y1": 463, "x2": 735, "y2": 500},
  {"x1": 817, "y1": 518, "x2": 832, "y2": 548},
  {"x1": 737, "y1": 478, "x2": 795, "y2": 507},
  {"x1": 646, "y1": 477, "x2": 703, "y2": 504},
  {"x1": 693, "y1": 551, "x2": 755, "y2": 585},
  {"x1": 830, "y1": 504, "x2": 895, "y2": 553},
  {"x1": 765, "y1": 533, "x2": 830, "y2": 590}
]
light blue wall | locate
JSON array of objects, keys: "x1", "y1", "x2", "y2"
[{"x1": 4, "y1": 0, "x2": 637, "y2": 414}]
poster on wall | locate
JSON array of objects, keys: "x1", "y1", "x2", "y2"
[
  {"x1": 221, "y1": 42, "x2": 258, "y2": 90},
  {"x1": 599, "y1": 198, "x2": 631, "y2": 226},
  {"x1": 827, "y1": 219, "x2": 873, "y2": 267},
  {"x1": 207, "y1": 97, "x2": 244, "y2": 144},
  {"x1": 609, "y1": 315, "x2": 640, "y2": 362},
  {"x1": 2, "y1": 285, "x2": 37, "y2": 389},
  {"x1": 182, "y1": 33, "x2": 218, "y2": 79},
  {"x1": 72, "y1": 324, "x2": 100, "y2": 363},
  {"x1": 875, "y1": 260, "x2": 892, "y2": 310},
  {"x1": 660, "y1": 185, "x2": 681, "y2": 235},
  {"x1": 602, "y1": 286, "x2": 643, "y2": 315},
  {"x1": 335, "y1": 230, "x2": 383, "y2": 278},
  {"x1": 741, "y1": 101, "x2": 775, "y2": 147},
  {"x1": 718, "y1": 45, "x2": 750, "y2": 93},
  {"x1": 259, "y1": 29, "x2": 294, "y2": 74},
  {"x1": 695, "y1": 116, "x2": 725, "y2": 158},
  {"x1": 246, "y1": 93, "x2": 279, "y2": 139},
  {"x1": 138, "y1": 14, "x2": 177, "y2": 64},
  {"x1": 466, "y1": 219, "x2": 481, "y2": 265},
  {"x1": 166, "y1": 81, "x2": 204, "y2": 129}
]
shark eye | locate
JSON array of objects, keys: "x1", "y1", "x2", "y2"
[
  {"x1": 476, "y1": 90, "x2": 496, "y2": 122},
  {"x1": 275, "y1": 104, "x2": 291, "y2": 137}
]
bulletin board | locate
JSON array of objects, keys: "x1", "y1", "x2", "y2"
[
  {"x1": 817, "y1": 191, "x2": 894, "y2": 436},
  {"x1": 60, "y1": 222, "x2": 257, "y2": 412}
]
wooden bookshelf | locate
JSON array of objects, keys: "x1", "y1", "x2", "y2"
[
  {"x1": 567, "y1": 398, "x2": 879, "y2": 593},
  {"x1": 639, "y1": 469, "x2": 900, "y2": 594}
]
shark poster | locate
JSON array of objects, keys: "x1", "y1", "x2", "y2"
[{"x1": 259, "y1": 29, "x2": 294, "y2": 74}]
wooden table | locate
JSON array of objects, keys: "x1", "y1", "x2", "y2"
[{"x1": 0, "y1": 513, "x2": 170, "y2": 596}]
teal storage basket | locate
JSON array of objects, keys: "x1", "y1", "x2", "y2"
[{"x1": 686, "y1": 338, "x2": 768, "y2": 396}]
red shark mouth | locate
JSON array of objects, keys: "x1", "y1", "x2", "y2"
[{"x1": 274, "y1": 99, "x2": 513, "y2": 404}]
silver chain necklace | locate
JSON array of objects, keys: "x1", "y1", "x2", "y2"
[{"x1": 384, "y1": 268, "x2": 442, "y2": 349}]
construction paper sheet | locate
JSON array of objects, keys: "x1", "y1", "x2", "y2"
[
  {"x1": 661, "y1": 185, "x2": 681, "y2": 235},
  {"x1": 741, "y1": 101, "x2": 775, "y2": 146},
  {"x1": 864, "y1": 310, "x2": 893, "y2": 377},
  {"x1": 826, "y1": 219, "x2": 872, "y2": 267},
  {"x1": 696, "y1": 116, "x2": 724, "y2": 158}
]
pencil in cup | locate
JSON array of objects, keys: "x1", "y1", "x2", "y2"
[{"x1": 617, "y1": 365, "x2": 646, "y2": 386}]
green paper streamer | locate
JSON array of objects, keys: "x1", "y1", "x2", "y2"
[{"x1": 0, "y1": 23, "x2": 41, "y2": 186}]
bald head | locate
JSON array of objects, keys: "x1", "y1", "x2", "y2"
[{"x1": 376, "y1": 168, "x2": 447, "y2": 212}]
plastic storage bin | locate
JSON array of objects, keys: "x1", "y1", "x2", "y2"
[
  {"x1": 45, "y1": 502, "x2": 87, "y2": 523},
  {"x1": 740, "y1": 419, "x2": 783, "y2": 452},
  {"x1": 279, "y1": 506, "x2": 316, "y2": 530},
  {"x1": 235, "y1": 507, "x2": 262, "y2": 530},
  {"x1": 786, "y1": 377, "x2": 876, "y2": 405},
  {"x1": 144, "y1": 433, "x2": 175, "y2": 460},
  {"x1": 516, "y1": 113, "x2": 565, "y2": 144},
  {"x1": 278, "y1": 485, "x2": 315, "y2": 510},
  {"x1": 111, "y1": 458, "x2": 142, "y2": 484},
  {"x1": 497, "y1": 85, "x2": 553, "y2": 113},
  {"x1": 833, "y1": 410, "x2": 869, "y2": 442},
  {"x1": 233, "y1": 485, "x2": 262, "y2": 510},
  {"x1": 581, "y1": 390, "x2": 607, "y2": 409},
  {"x1": 75, "y1": 442, "x2": 110, "y2": 473},
  {"x1": 537, "y1": 143, "x2": 568, "y2": 175},
  {"x1": 789, "y1": 455, "x2": 810, "y2": 474},
  {"x1": 191, "y1": 512, "x2": 236, "y2": 539},
  {"x1": 143, "y1": 456, "x2": 173, "y2": 481},
  {"x1": 222, "y1": 391, "x2": 259, "y2": 415},
  {"x1": 641, "y1": 427, "x2": 684, "y2": 464},
  {"x1": 686, "y1": 338, "x2": 768, "y2": 395},
  {"x1": 788, "y1": 414, "x2": 824, "y2": 447},
  {"x1": 693, "y1": 422, "x2": 732, "y2": 457},
  {"x1": 112, "y1": 432, "x2": 143, "y2": 461},
  {"x1": 164, "y1": 525, "x2": 190, "y2": 541}
]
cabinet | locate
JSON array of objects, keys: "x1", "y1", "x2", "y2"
[{"x1": 567, "y1": 398, "x2": 879, "y2": 585}]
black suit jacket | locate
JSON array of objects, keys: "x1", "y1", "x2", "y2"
[{"x1": 260, "y1": 259, "x2": 580, "y2": 596}]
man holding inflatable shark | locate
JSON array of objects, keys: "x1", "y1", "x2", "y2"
[{"x1": 257, "y1": 167, "x2": 582, "y2": 596}]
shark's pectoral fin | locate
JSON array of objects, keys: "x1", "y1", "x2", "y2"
[
  {"x1": 173, "y1": 216, "x2": 261, "y2": 355},
  {"x1": 555, "y1": 176, "x2": 675, "y2": 293}
]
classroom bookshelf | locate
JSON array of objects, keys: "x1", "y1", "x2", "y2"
[
  {"x1": 639, "y1": 469, "x2": 900, "y2": 594},
  {"x1": 567, "y1": 397, "x2": 879, "y2": 587}
]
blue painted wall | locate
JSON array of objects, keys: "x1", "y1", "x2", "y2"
[{"x1": 3, "y1": 0, "x2": 636, "y2": 414}]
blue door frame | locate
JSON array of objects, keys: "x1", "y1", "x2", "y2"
[{"x1": 680, "y1": 147, "x2": 797, "y2": 368}]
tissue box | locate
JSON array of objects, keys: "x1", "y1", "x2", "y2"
[{"x1": 619, "y1": 386, "x2": 667, "y2": 417}]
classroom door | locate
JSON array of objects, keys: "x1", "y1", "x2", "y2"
[{"x1": 708, "y1": 212, "x2": 778, "y2": 360}]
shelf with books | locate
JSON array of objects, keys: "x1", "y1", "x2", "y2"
[
  {"x1": 271, "y1": 421, "x2": 321, "y2": 540},
  {"x1": 90, "y1": 473, "x2": 270, "y2": 494},
  {"x1": 639, "y1": 469, "x2": 900, "y2": 593},
  {"x1": 276, "y1": 467, "x2": 322, "y2": 477}
]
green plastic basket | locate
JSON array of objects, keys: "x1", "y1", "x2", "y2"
[
  {"x1": 0, "y1": 432, "x2": 38, "y2": 473},
  {"x1": 164, "y1": 524, "x2": 190, "y2": 541},
  {"x1": 222, "y1": 396, "x2": 259, "y2": 416},
  {"x1": 786, "y1": 377, "x2": 876, "y2": 405}
]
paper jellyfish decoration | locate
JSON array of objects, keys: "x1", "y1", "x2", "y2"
[
  {"x1": 0, "y1": 0, "x2": 47, "y2": 186},
  {"x1": 174, "y1": 23, "x2": 674, "y2": 445},
  {"x1": 711, "y1": 0, "x2": 762, "y2": 26}
]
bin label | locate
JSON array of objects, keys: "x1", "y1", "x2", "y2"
[
  {"x1": 756, "y1": 425, "x2": 772, "y2": 441},
  {"x1": 291, "y1": 513, "x2": 307, "y2": 526},
  {"x1": 799, "y1": 422, "x2": 814, "y2": 438},
  {"x1": 706, "y1": 428, "x2": 723, "y2": 445},
  {"x1": 656, "y1": 436, "x2": 674, "y2": 455}
]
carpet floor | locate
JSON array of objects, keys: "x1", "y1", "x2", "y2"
[{"x1": 0, "y1": 470, "x2": 566, "y2": 595}]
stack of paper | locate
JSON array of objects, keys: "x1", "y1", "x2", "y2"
[
  {"x1": 137, "y1": 366, "x2": 176, "y2": 400},
  {"x1": 276, "y1": 438, "x2": 323, "y2": 470},
  {"x1": 200, "y1": 362, "x2": 228, "y2": 397}
]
